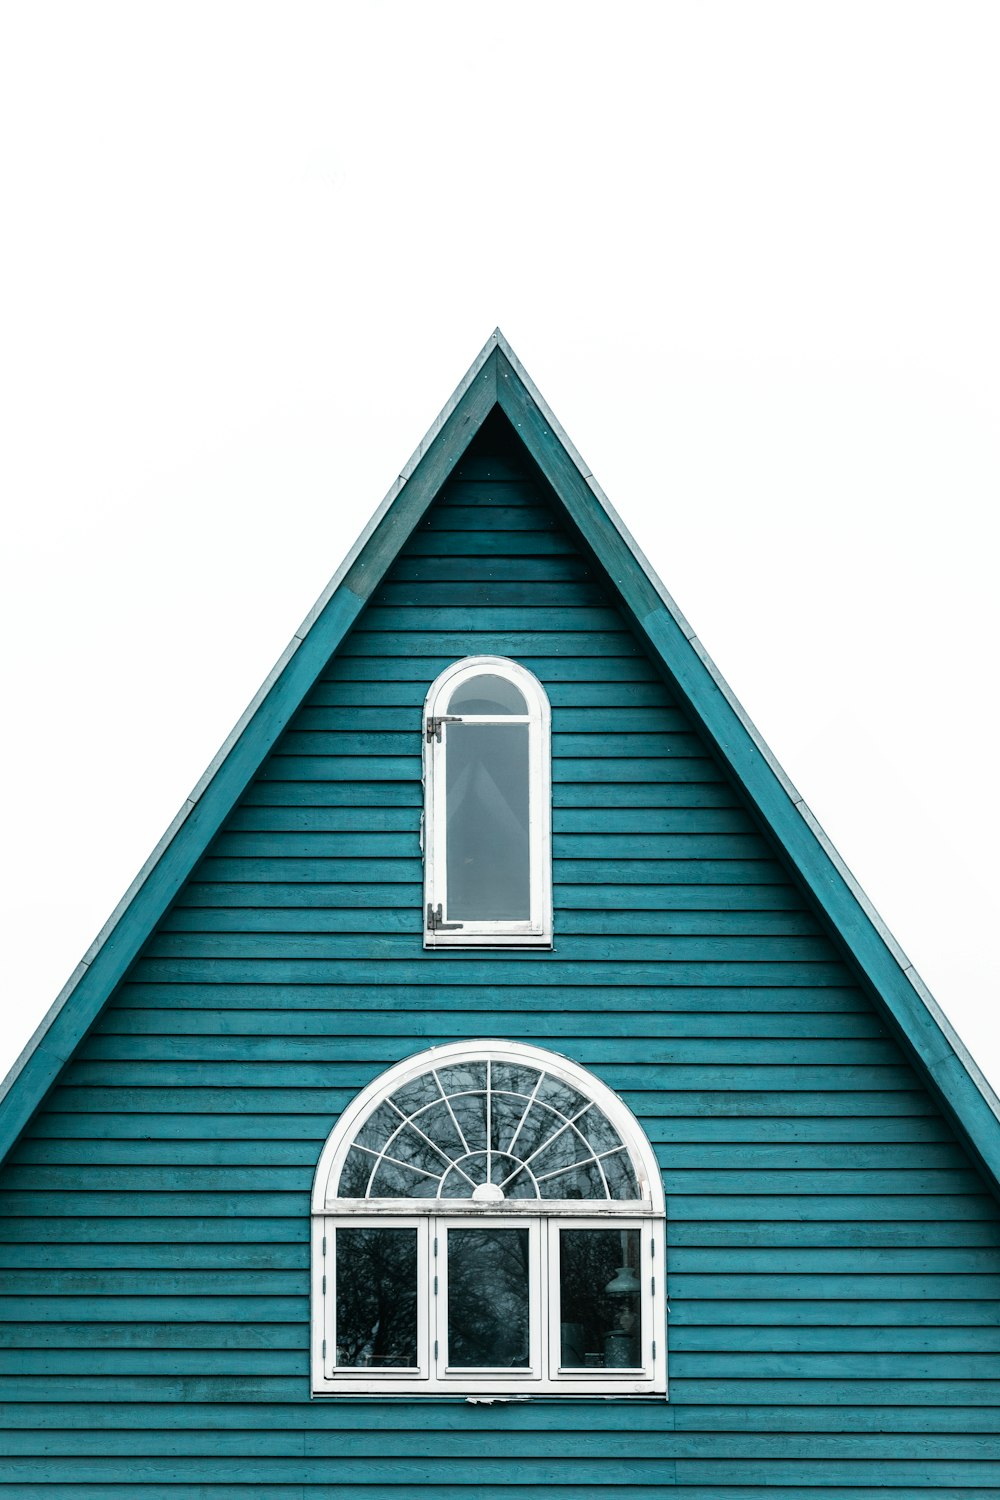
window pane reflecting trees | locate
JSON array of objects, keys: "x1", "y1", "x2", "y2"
[
  {"x1": 336, "y1": 1060, "x2": 642, "y2": 1202},
  {"x1": 335, "y1": 1228, "x2": 418, "y2": 1368},
  {"x1": 559, "y1": 1228, "x2": 642, "y2": 1370},
  {"x1": 447, "y1": 1228, "x2": 531, "y2": 1368}
]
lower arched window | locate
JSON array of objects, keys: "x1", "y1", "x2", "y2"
[{"x1": 311, "y1": 1041, "x2": 667, "y2": 1396}]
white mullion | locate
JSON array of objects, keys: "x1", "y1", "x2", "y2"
[{"x1": 486, "y1": 1061, "x2": 492, "y2": 1186}]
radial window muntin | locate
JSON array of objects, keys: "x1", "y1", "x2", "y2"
[
  {"x1": 422, "y1": 656, "x2": 552, "y2": 948},
  {"x1": 311, "y1": 1041, "x2": 666, "y2": 1397}
]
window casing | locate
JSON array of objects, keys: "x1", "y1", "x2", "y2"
[
  {"x1": 311, "y1": 1041, "x2": 667, "y2": 1397},
  {"x1": 423, "y1": 657, "x2": 552, "y2": 948}
]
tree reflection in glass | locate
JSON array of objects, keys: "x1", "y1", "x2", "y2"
[
  {"x1": 335, "y1": 1059, "x2": 642, "y2": 1204},
  {"x1": 335, "y1": 1228, "x2": 418, "y2": 1368},
  {"x1": 559, "y1": 1228, "x2": 641, "y2": 1370},
  {"x1": 447, "y1": 1228, "x2": 530, "y2": 1368}
]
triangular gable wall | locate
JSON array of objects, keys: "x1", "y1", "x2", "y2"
[{"x1": 2, "y1": 330, "x2": 998, "y2": 1197}]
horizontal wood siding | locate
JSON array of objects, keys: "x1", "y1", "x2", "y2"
[{"x1": 1, "y1": 419, "x2": 998, "y2": 1493}]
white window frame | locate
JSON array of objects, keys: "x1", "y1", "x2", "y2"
[
  {"x1": 422, "y1": 656, "x2": 552, "y2": 948},
  {"x1": 436, "y1": 1217, "x2": 543, "y2": 1385},
  {"x1": 311, "y1": 1040, "x2": 667, "y2": 1398},
  {"x1": 322, "y1": 1217, "x2": 430, "y2": 1383}
]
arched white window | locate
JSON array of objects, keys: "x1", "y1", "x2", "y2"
[
  {"x1": 311, "y1": 1041, "x2": 666, "y2": 1397},
  {"x1": 423, "y1": 657, "x2": 552, "y2": 948}
]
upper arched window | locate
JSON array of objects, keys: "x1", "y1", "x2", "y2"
[
  {"x1": 423, "y1": 657, "x2": 551, "y2": 948},
  {"x1": 311, "y1": 1041, "x2": 666, "y2": 1397}
]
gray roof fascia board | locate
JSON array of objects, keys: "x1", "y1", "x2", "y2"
[
  {"x1": 0, "y1": 339, "x2": 501, "y2": 1161},
  {"x1": 494, "y1": 340, "x2": 1000, "y2": 1191}
]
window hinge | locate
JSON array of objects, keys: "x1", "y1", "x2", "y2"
[
  {"x1": 434, "y1": 1274, "x2": 438, "y2": 1295},
  {"x1": 322, "y1": 1236, "x2": 327, "y2": 1257},
  {"x1": 651, "y1": 1275, "x2": 655, "y2": 1297},
  {"x1": 434, "y1": 1339, "x2": 439, "y2": 1362},
  {"x1": 433, "y1": 1235, "x2": 438, "y2": 1257},
  {"x1": 322, "y1": 1274, "x2": 327, "y2": 1295},
  {"x1": 426, "y1": 715, "x2": 461, "y2": 742},
  {"x1": 322, "y1": 1339, "x2": 327, "y2": 1361},
  {"x1": 427, "y1": 902, "x2": 463, "y2": 933},
  {"x1": 652, "y1": 1340, "x2": 657, "y2": 1360}
]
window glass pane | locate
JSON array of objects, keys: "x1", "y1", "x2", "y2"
[
  {"x1": 354, "y1": 1101, "x2": 403, "y2": 1154},
  {"x1": 539, "y1": 1159, "x2": 606, "y2": 1199},
  {"x1": 491, "y1": 1091, "x2": 532, "y2": 1154},
  {"x1": 447, "y1": 1228, "x2": 531, "y2": 1368},
  {"x1": 446, "y1": 723, "x2": 530, "y2": 920},
  {"x1": 390, "y1": 1073, "x2": 441, "y2": 1116},
  {"x1": 490, "y1": 1151, "x2": 537, "y2": 1197},
  {"x1": 337, "y1": 1145, "x2": 374, "y2": 1198},
  {"x1": 407, "y1": 1099, "x2": 465, "y2": 1160},
  {"x1": 529, "y1": 1122, "x2": 591, "y2": 1177},
  {"x1": 336, "y1": 1228, "x2": 418, "y2": 1368},
  {"x1": 577, "y1": 1108, "x2": 624, "y2": 1156},
  {"x1": 506, "y1": 1101, "x2": 564, "y2": 1162},
  {"x1": 440, "y1": 1153, "x2": 488, "y2": 1197},
  {"x1": 448, "y1": 674, "x2": 527, "y2": 716},
  {"x1": 536, "y1": 1074, "x2": 590, "y2": 1119},
  {"x1": 559, "y1": 1228, "x2": 642, "y2": 1370},
  {"x1": 447, "y1": 1088, "x2": 487, "y2": 1154},
  {"x1": 436, "y1": 1062, "x2": 487, "y2": 1095},
  {"x1": 491, "y1": 1062, "x2": 540, "y2": 1097},
  {"x1": 368, "y1": 1157, "x2": 439, "y2": 1197},
  {"x1": 386, "y1": 1123, "x2": 454, "y2": 1178},
  {"x1": 602, "y1": 1149, "x2": 642, "y2": 1201}
]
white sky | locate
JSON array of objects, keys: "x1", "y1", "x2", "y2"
[{"x1": 2, "y1": 3, "x2": 999, "y2": 1098}]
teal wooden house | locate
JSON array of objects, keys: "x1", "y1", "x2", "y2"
[{"x1": 2, "y1": 331, "x2": 999, "y2": 1493}]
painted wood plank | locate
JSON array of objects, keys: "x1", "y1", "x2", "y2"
[
  {"x1": 270, "y1": 730, "x2": 709, "y2": 758},
  {"x1": 41, "y1": 1086, "x2": 950, "y2": 1119},
  {"x1": 1, "y1": 1450, "x2": 998, "y2": 1483},
  {"x1": 324, "y1": 654, "x2": 660, "y2": 680},
  {"x1": 1, "y1": 1420, "x2": 999, "y2": 1455},
  {"x1": 340, "y1": 629, "x2": 641, "y2": 655},
  {"x1": 2, "y1": 1400, "x2": 998, "y2": 1432},
  {"x1": 254, "y1": 755, "x2": 724, "y2": 782},
  {"x1": 113, "y1": 982, "x2": 865, "y2": 1011},
  {"x1": 374, "y1": 581, "x2": 613, "y2": 606},
  {"x1": 75, "y1": 1033, "x2": 905, "y2": 1066},
  {"x1": 99, "y1": 1002, "x2": 876, "y2": 1038},
  {"x1": 290, "y1": 705, "x2": 692, "y2": 732},
  {"x1": 187, "y1": 857, "x2": 788, "y2": 883},
  {"x1": 388, "y1": 554, "x2": 598, "y2": 581},
  {"x1": 175, "y1": 881, "x2": 802, "y2": 911},
  {"x1": 142, "y1": 930, "x2": 839, "y2": 960},
  {"x1": 51, "y1": 1060, "x2": 936, "y2": 1091},
  {"x1": 306, "y1": 677, "x2": 675, "y2": 705},
  {"x1": 204, "y1": 831, "x2": 764, "y2": 858}
]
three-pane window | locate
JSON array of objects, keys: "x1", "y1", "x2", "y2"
[{"x1": 324, "y1": 1217, "x2": 654, "y2": 1391}]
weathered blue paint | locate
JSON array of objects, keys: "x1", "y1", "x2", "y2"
[{"x1": 1, "y1": 344, "x2": 998, "y2": 1492}]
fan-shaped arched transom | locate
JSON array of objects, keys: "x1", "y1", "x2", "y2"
[{"x1": 312, "y1": 1041, "x2": 663, "y2": 1214}]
